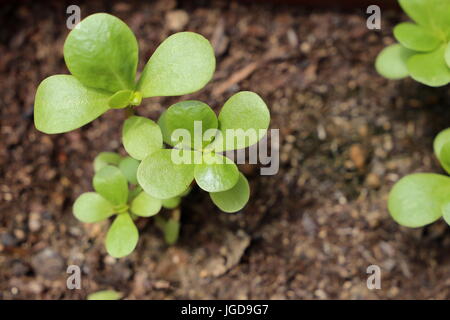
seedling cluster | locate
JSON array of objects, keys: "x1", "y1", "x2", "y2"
[
  {"x1": 376, "y1": 0, "x2": 450, "y2": 86},
  {"x1": 34, "y1": 13, "x2": 270, "y2": 257},
  {"x1": 389, "y1": 128, "x2": 450, "y2": 228}
]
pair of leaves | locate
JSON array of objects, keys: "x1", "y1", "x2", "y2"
[
  {"x1": 157, "y1": 92, "x2": 270, "y2": 152},
  {"x1": 388, "y1": 127, "x2": 450, "y2": 227},
  {"x1": 73, "y1": 165, "x2": 137, "y2": 258},
  {"x1": 35, "y1": 13, "x2": 215, "y2": 134},
  {"x1": 134, "y1": 91, "x2": 268, "y2": 212},
  {"x1": 74, "y1": 162, "x2": 161, "y2": 258},
  {"x1": 375, "y1": 0, "x2": 450, "y2": 86}
]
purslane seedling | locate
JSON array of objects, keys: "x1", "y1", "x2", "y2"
[
  {"x1": 376, "y1": 0, "x2": 450, "y2": 86},
  {"x1": 33, "y1": 13, "x2": 271, "y2": 258},
  {"x1": 388, "y1": 128, "x2": 450, "y2": 228},
  {"x1": 87, "y1": 290, "x2": 122, "y2": 300}
]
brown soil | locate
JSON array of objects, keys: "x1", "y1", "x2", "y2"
[{"x1": 2, "y1": 0, "x2": 450, "y2": 300}]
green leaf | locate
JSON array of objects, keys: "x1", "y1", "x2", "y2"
[
  {"x1": 64, "y1": 13, "x2": 138, "y2": 93},
  {"x1": 73, "y1": 192, "x2": 114, "y2": 223},
  {"x1": 131, "y1": 191, "x2": 162, "y2": 217},
  {"x1": 393, "y1": 22, "x2": 440, "y2": 52},
  {"x1": 106, "y1": 213, "x2": 139, "y2": 258},
  {"x1": 398, "y1": 0, "x2": 450, "y2": 37},
  {"x1": 87, "y1": 290, "x2": 122, "y2": 300},
  {"x1": 210, "y1": 172, "x2": 250, "y2": 213},
  {"x1": 161, "y1": 197, "x2": 181, "y2": 209},
  {"x1": 442, "y1": 202, "x2": 450, "y2": 225},
  {"x1": 93, "y1": 165, "x2": 128, "y2": 205},
  {"x1": 212, "y1": 91, "x2": 270, "y2": 152},
  {"x1": 119, "y1": 156, "x2": 140, "y2": 184},
  {"x1": 194, "y1": 153, "x2": 239, "y2": 192},
  {"x1": 399, "y1": 0, "x2": 433, "y2": 28},
  {"x1": 108, "y1": 90, "x2": 133, "y2": 109},
  {"x1": 158, "y1": 100, "x2": 218, "y2": 149},
  {"x1": 433, "y1": 128, "x2": 450, "y2": 174},
  {"x1": 388, "y1": 173, "x2": 450, "y2": 227},
  {"x1": 443, "y1": 42, "x2": 450, "y2": 68},
  {"x1": 94, "y1": 152, "x2": 121, "y2": 172},
  {"x1": 137, "y1": 32, "x2": 215, "y2": 98},
  {"x1": 375, "y1": 44, "x2": 415, "y2": 80},
  {"x1": 438, "y1": 143, "x2": 450, "y2": 175},
  {"x1": 164, "y1": 219, "x2": 180, "y2": 245},
  {"x1": 430, "y1": 0, "x2": 450, "y2": 37},
  {"x1": 407, "y1": 45, "x2": 450, "y2": 86},
  {"x1": 34, "y1": 75, "x2": 110, "y2": 134},
  {"x1": 137, "y1": 149, "x2": 196, "y2": 199},
  {"x1": 122, "y1": 116, "x2": 163, "y2": 160}
]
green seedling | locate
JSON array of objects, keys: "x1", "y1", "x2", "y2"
[
  {"x1": 375, "y1": 0, "x2": 450, "y2": 86},
  {"x1": 388, "y1": 128, "x2": 450, "y2": 227},
  {"x1": 135, "y1": 92, "x2": 270, "y2": 213},
  {"x1": 34, "y1": 13, "x2": 215, "y2": 134},
  {"x1": 87, "y1": 290, "x2": 122, "y2": 300},
  {"x1": 33, "y1": 13, "x2": 271, "y2": 258},
  {"x1": 74, "y1": 152, "x2": 186, "y2": 257}
]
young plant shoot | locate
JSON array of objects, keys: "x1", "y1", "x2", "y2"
[
  {"x1": 388, "y1": 128, "x2": 450, "y2": 228},
  {"x1": 33, "y1": 13, "x2": 271, "y2": 258},
  {"x1": 375, "y1": 0, "x2": 450, "y2": 86}
]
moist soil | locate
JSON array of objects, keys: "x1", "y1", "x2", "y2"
[{"x1": 2, "y1": 0, "x2": 450, "y2": 299}]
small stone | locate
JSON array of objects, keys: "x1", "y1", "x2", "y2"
[
  {"x1": 366, "y1": 173, "x2": 380, "y2": 188},
  {"x1": 349, "y1": 144, "x2": 366, "y2": 170},
  {"x1": 31, "y1": 248, "x2": 64, "y2": 279},
  {"x1": 1, "y1": 232, "x2": 18, "y2": 247},
  {"x1": 166, "y1": 10, "x2": 189, "y2": 31},
  {"x1": 28, "y1": 212, "x2": 41, "y2": 232},
  {"x1": 11, "y1": 260, "x2": 30, "y2": 276}
]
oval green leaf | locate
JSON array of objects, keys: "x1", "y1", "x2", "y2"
[
  {"x1": 393, "y1": 22, "x2": 440, "y2": 52},
  {"x1": 87, "y1": 290, "x2": 122, "y2": 300},
  {"x1": 375, "y1": 44, "x2": 415, "y2": 80},
  {"x1": 388, "y1": 173, "x2": 450, "y2": 227},
  {"x1": 434, "y1": 128, "x2": 450, "y2": 174},
  {"x1": 213, "y1": 91, "x2": 270, "y2": 152},
  {"x1": 137, "y1": 32, "x2": 215, "y2": 98},
  {"x1": 119, "y1": 156, "x2": 140, "y2": 184},
  {"x1": 122, "y1": 116, "x2": 163, "y2": 160},
  {"x1": 194, "y1": 153, "x2": 239, "y2": 192},
  {"x1": 64, "y1": 13, "x2": 138, "y2": 93},
  {"x1": 94, "y1": 152, "x2": 121, "y2": 172},
  {"x1": 407, "y1": 45, "x2": 450, "y2": 87},
  {"x1": 34, "y1": 75, "x2": 110, "y2": 134},
  {"x1": 93, "y1": 165, "x2": 128, "y2": 205},
  {"x1": 210, "y1": 172, "x2": 250, "y2": 213},
  {"x1": 131, "y1": 191, "x2": 162, "y2": 217},
  {"x1": 73, "y1": 192, "x2": 114, "y2": 223},
  {"x1": 106, "y1": 213, "x2": 139, "y2": 258},
  {"x1": 158, "y1": 100, "x2": 218, "y2": 149},
  {"x1": 137, "y1": 149, "x2": 196, "y2": 199}
]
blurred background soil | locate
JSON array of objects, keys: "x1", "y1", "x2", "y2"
[{"x1": 2, "y1": 0, "x2": 450, "y2": 299}]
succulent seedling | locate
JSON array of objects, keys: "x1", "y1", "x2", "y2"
[
  {"x1": 33, "y1": 13, "x2": 272, "y2": 258},
  {"x1": 389, "y1": 128, "x2": 450, "y2": 227},
  {"x1": 34, "y1": 13, "x2": 215, "y2": 134},
  {"x1": 376, "y1": 0, "x2": 450, "y2": 86}
]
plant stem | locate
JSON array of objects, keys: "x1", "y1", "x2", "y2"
[{"x1": 125, "y1": 106, "x2": 135, "y2": 118}]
